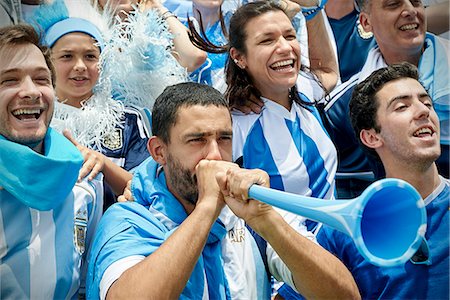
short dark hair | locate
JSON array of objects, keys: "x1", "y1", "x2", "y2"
[
  {"x1": 0, "y1": 24, "x2": 55, "y2": 86},
  {"x1": 152, "y1": 82, "x2": 230, "y2": 144},
  {"x1": 349, "y1": 62, "x2": 421, "y2": 158}
]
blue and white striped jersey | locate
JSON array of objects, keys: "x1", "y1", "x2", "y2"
[
  {"x1": 232, "y1": 93, "x2": 337, "y2": 201},
  {"x1": 0, "y1": 178, "x2": 103, "y2": 299}
]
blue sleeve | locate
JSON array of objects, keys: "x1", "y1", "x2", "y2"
[
  {"x1": 316, "y1": 226, "x2": 388, "y2": 299},
  {"x1": 86, "y1": 202, "x2": 169, "y2": 299}
]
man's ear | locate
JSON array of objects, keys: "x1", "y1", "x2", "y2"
[
  {"x1": 147, "y1": 136, "x2": 167, "y2": 165},
  {"x1": 360, "y1": 128, "x2": 383, "y2": 150},
  {"x1": 359, "y1": 11, "x2": 373, "y2": 33}
]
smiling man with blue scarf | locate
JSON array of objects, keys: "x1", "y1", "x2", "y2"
[
  {"x1": 0, "y1": 24, "x2": 103, "y2": 299},
  {"x1": 324, "y1": 0, "x2": 450, "y2": 199},
  {"x1": 86, "y1": 82, "x2": 359, "y2": 300}
]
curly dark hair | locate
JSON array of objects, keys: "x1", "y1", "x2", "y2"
[{"x1": 349, "y1": 62, "x2": 421, "y2": 159}]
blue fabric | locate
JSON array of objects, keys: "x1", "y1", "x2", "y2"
[
  {"x1": 44, "y1": 17, "x2": 104, "y2": 50},
  {"x1": 100, "y1": 106, "x2": 150, "y2": 172},
  {"x1": 182, "y1": 12, "x2": 231, "y2": 88},
  {"x1": 328, "y1": 9, "x2": 376, "y2": 82},
  {"x1": 87, "y1": 158, "x2": 228, "y2": 299},
  {"x1": 0, "y1": 128, "x2": 82, "y2": 210},
  {"x1": 0, "y1": 128, "x2": 102, "y2": 299},
  {"x1": 316, "y1": 180, "x2": 449, "y2": 299}
]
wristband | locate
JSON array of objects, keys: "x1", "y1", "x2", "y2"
[
  {"x1": 161, "y1": 10, "x2": 177, "y2": 20},
  {"x1": 301, "y1": 0, "x2": 328, "y2": 21}
]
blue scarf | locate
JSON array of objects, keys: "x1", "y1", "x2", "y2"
[{"x1": 0, "y1": 127, "x2": 83, "y2": 210}]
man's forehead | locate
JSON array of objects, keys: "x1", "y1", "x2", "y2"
[
  {"x1": 376, "y1": 78, "x2": 427, "y2": 106},
  {"x1": 173, "y1": 104, "x2": 231, "y2": 132},
  {"x1": 0, "y1": 44, "x2": 48, "y2": 73}
]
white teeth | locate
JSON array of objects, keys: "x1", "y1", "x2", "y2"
[
  {"x1": 400, "y1": 24, "x2": 418, "y2": 31},
  {"x1": 271, "y1": 59, "x2": 294, "y2": 68},
  {"x1": 12, "y1": 108, "x2": 41, "y2": 116},
  {"x1": 414, "y1": 127, "x2": 432, "y2": 136}
]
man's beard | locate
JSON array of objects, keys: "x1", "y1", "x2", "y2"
[{"x1": 166, "y1": 153, "x2": 199, "y2": 205}]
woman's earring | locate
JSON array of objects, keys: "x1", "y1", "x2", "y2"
[{"x1": 234, "y1": 59, "x2": 244, "y2": 69}]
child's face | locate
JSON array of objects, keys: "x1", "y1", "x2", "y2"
[{"x1": 51, "y1": 32, "x2": 100, "y2": 107}]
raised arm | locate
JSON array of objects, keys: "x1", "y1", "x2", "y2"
[
  {"x1": 292, "y1": 0, "x2": 339, "y2": 92},
  {"x1": 217, "y1": 167, "x2": 360, "y2": 299},
  {"x1": 143, "y1": 0, "x2": 207, "y2": 72}
]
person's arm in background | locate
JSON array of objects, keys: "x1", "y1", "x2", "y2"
[
  {"x1": 425, "y1": 1, "x2": 450, "y2": 35},
  {"x1": 143, "y1": 0, "x2": 207, "y2": 72},
  {"x1": 64, "y1": 130, "x2": 132, "y2": 196},
  {"x1": 292, "y1": 0, "x2": 339, "y2": 92}
]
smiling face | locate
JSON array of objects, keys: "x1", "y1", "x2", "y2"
[
  {"x1": 0, "y1": 44, "x2": 54, "y2": 153},
  {"x1": 51, "y1": 32, "x2": 100, "y2": 107},
  {"x1": 160, "y1": 104, "x2": 232, "y2": 204},
  {"x1": 235, "y1": 10, "x2": 300, "y2": 100},
  {"x1": 360, "y1": 0, "x2": 426, "y2": 63},
  {"x1": 370, "y1": 77, "x2": 440, "y2": 167}
]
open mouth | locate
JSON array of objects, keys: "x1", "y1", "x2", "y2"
[
  {"x1": 270, "y1": 59, "x2": 295, "y2": 71},
  {"x1": 71, "y1": 76, "x2": 88, "y2": 82},
  {"x1": 12, "y1": 108, "x2": 42, "y2": 121},
  {"x1": 413, "y1": 126, "x2": 434, "y2": 137},
  {"x1": 400, "y1": 23, "x2": 419, "y2": 31}
]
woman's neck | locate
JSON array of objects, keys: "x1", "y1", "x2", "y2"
[{"x1": 262, "y1": 89, "x2": 292, "y2": 111}]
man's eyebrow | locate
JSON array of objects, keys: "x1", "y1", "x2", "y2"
[
  {"x1": 386, "y1": 92, "x2": 430, "y2": 109},
  {"x1": 184, "y1": 130, "x2": 233, "y2": 139},
  {"x1": 1, "y1": 67, "x2": 50, "y2": 75}
]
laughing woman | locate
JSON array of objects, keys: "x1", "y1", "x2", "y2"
[{"x1": 227, "y1": 1, "x2": 338, "y2": 207}]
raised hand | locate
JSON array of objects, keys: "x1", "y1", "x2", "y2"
[{"x1": 63, "y1": 129, "x2": 105, "y2": 182}]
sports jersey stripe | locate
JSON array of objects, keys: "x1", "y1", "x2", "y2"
[
  {"x1": 259, "y1": 104, "x2": 313, "y2": 196},
  {"x1": 53, "y1": 193, "x2": 76, "y2": 299},
  {"x1": 29, "y1": 210, "x2": 57, "y2": 299},
  {"x1": 285, "y1": 115, "x2": 330, "y2": 199},
  {"x1": 242, "y1": 120, "x2": 284, "y2": 191},
  {"x1": 0, "y1": 209, "x2": 6, "y2": 258},
  {"x1": 1, "y1": 198, "x2": 32, "y2": 297},
  {"x1": 249, "y1": 234, "x2": 271, "y2": 299}
]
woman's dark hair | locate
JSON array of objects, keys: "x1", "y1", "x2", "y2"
[
  {"x1": 187, "y1": 5, "x2": 228, "y2": 54},
  {"x1": 188, "y1": 1, "x2": 314, "y2": 109}
]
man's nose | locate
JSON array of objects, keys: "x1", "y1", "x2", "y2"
[
  {"x1": 19, "y1": 76, "x2": 41, "y2": 101},
  {"x1": 205, "y1": 140, "x2": 223, "y2": 161}
]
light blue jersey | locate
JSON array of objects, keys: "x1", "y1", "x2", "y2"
[{"x1": 0, "y1": 129, "x2": 103, "y2": 299}]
